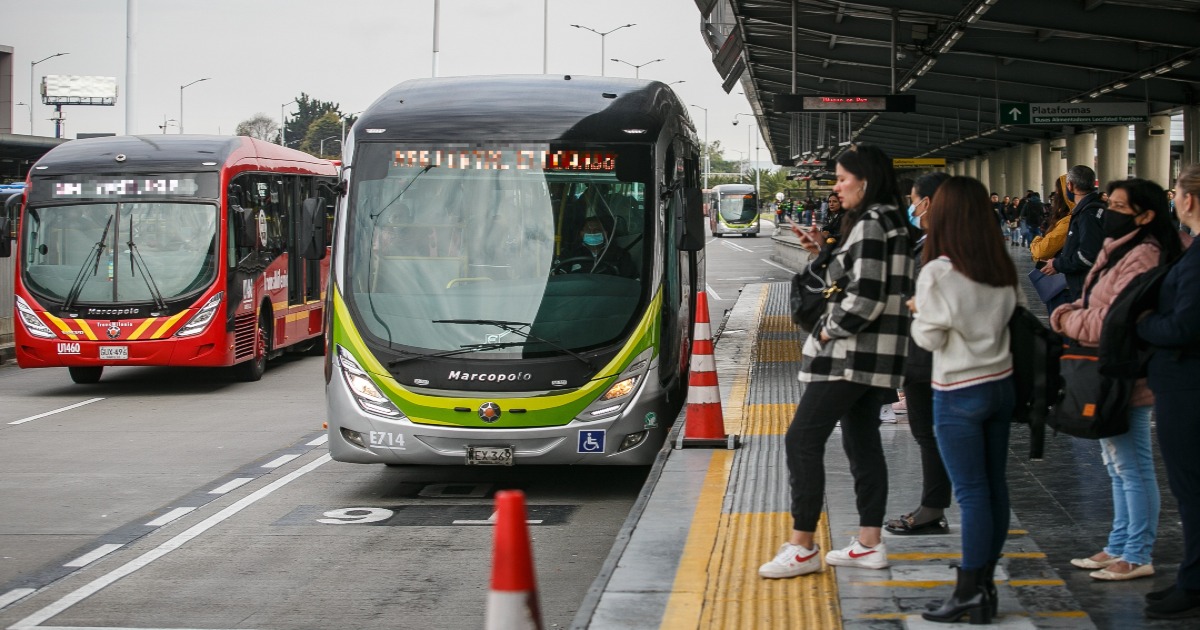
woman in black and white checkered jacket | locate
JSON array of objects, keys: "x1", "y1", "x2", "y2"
[{"x1": 760, "y1": 144, "x2": 916, "y2": 580}]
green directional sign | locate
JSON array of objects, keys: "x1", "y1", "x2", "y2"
[
  {"x1": 1002, "y1": 103, "x2": 1030, "y2": 125},
  {"x1": 1001, "y1": 102, "x2": 1147, "y2": 125}
]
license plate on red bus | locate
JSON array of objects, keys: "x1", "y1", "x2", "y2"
[
  {"x1": 466, "y1": 446, "x2": 514, "y2": 466},
  {"x1": 99, "y1": 346, "x2": 128, "y2": 360}
]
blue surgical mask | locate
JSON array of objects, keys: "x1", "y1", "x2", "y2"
[
  {"x1": 907, "y1": 203, "x2": 922, "y2": 229},
  {"x1": 583, "y1": 232, "x2": 605, "y2": 246}
]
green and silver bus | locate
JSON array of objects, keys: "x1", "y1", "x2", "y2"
[
  {"x1": 708, "y1": 183, "x2": 760, "y2": 237},
  {"x1": 325, "y1": 75, "x2": 706, "y2": 465}
]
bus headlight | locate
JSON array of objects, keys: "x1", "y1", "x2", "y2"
[
  {"x1": 176, "y1": 292, "x2": 223, "y2": 337},
  {"x1": 579, "y1": 349, "x2": 652, "y2": 421},
  {"x1": 336, "y1": 345, "x2": 404, "y2": 418},
  {"x1": 599, "y1": 375, "x2": 640, "y2": 401},
  {"x1": 16, "y1": 296, "x2": 56, "y2": 338}
]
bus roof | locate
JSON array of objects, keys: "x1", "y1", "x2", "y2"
[
  {"x1": 31, "y1": 135, "x2": 335, "y2": 176},
  {"x1": 714, "y1": 184, "x2": 756, "y2": 193},
  {"x1": 355, "y1": 75, "x2": 692, "y2": 143}
]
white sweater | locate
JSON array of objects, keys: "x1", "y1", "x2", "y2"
[{"x1": 911, "y1": 257, "x2": 1019, "y2": 391}]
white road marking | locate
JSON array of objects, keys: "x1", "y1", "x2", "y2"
[
  {"x1": 705, "y1": 285, "x2": 723, "y2": 301},
  {"x1": 144, "y1": 507, "x2": 196, "y2": 528},
  {"x1": 720, "y1": 240, "x2": 752, "y2": 253},
  {"x1": 207, "y1": 478, "x2": 254, "y2": 495},
  {"x1": 10, "y1": 455, "x2": 331, "y2": 630},
  {"x1": 0, "y1": 589, "x2": 35, "y2": 611},
  {"x1": 760, "y1": 258, "x2": 795, "y2": 274},
  {"x1": 8, "y1": 399, "x2": 105, "y2": 426},
  {"x1": 452, "y1": 511, "x2": 543, "y2": 526},
  {"x1": 63, "y1": 544, "x2": 123, "y2": 568},
  {"x1": 306, "y1": 434, "x2": 329, "y2": 446},
  {"x1": 261, "y1": 454, "x2": 300, "y2": 469}
]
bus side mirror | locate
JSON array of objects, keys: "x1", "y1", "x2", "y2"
[
  {"x1": 0, "y1": 217, "x2": 11, "y2": 258},
  {"x1": 675, "y1": 187, "x2": 705, "y2": 252},
  {"x1": 298, "y1": 197, "x2": 327, "y2": 261}
]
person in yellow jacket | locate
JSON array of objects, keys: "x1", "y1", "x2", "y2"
[{"x1": 1030, "y1": 174, "x2": 1076, "y2": 262}]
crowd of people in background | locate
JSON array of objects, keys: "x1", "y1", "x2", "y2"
[{"x1": 758, "y1": 142, "x2": 1200, "y2": 624}]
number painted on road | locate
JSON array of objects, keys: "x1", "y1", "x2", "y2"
[{"x1": 317, "y1": 507, "x2": 394, "y2": 525}]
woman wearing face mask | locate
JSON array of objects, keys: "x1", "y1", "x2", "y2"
[
  {"x1": 1051, "y1": 178, "x2": 1183, "y2": 582},
  {"x1": 555, "y1": 216, "x2": 636, "y2": 277},
  {"x1": 885, "y1": 171, "x2": 954, "y2": 536}
]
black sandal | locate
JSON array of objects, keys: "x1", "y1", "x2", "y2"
[{"x1": 884, "y1": 511, "x2": 950, "y2": 535}]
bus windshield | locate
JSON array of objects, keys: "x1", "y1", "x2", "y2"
[
  {"x1": 22, "y1": 201, "x2": 219, "y2": 306},
  {"x1": 345, "y1": 142, "x2": 650, "y2": 357},
  {"x1": 719, "y1": 191, "x2": 758, "y2": 223}
]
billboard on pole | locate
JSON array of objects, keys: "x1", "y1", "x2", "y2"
[{"x1": 41, "y1": 76, "x2": 119, "y2": 106}]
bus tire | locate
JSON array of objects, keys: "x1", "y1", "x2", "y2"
[
  {"x1": 69, "y1": 366, "x2": 103, "y2": 384},
  {"x1": 232, "y1": 313, "x2": 270, "y2": 382}
]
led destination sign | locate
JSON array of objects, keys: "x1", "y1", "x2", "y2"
[
  {"x1": 773, "y1": 94, "x2": 917, "y2": 113},
  {"x1": 392, "y1": 148, "x2": 617, "y2": 172},
  {"x1": 30, "y1": 172, "x2": 219, "y2": 203}
]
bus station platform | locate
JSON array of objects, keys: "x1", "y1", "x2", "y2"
[{"x1": 574, "y1": 241, "x2": 1191, "y2": 629}]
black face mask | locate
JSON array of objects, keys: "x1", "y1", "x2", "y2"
[{"x1": 1102, "y1": 208, "x2": 1139, "y2": 239}]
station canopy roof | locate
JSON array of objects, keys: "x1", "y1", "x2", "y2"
[{"x1": 697, "y1": 0, "x2": 1200, "y2": 167}]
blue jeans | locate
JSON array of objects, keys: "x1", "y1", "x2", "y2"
[
  {"x1": 934, "y1": 378, "x2": 1015, "y2": 570},
  {"x1": 1100, "y1": 405, "x2": 1160, "y2": 566}
]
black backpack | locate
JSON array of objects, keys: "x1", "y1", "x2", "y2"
[
  {"x1": 1099, "y1": 262, "x2": 1173, "y2": 379},
  {"x1": 1009, "y1": 305, "x2": 1063, "y2": 460}
]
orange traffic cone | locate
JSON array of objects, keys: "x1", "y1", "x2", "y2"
[
  {"x1": 486, "y1": 490, "x2": 544, "y2": 630},
  {"x1": 676, "y1": 291, "x2": 739, "y2": 449}
]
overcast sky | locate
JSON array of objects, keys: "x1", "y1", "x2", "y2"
[{"x1": 4, "y1": 0, "x2": 769, "y2": 166}]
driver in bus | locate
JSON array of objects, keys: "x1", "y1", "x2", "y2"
[{"x1": 554, "y1": 216, "x2": 636, "y2": 278}]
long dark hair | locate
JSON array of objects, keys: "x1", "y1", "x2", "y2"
[
  {"x1": 1097, "y1": 178, "x2": 1184, "y2": 274},
  {"x1": 922, "y1": 176, "x2": 1018, "y2": 288},
  {"x1": 836, "y1": 144, "x2": 903, "y2": 236}
]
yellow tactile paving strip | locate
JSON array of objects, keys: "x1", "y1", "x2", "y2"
[{"x1": 660, "y1": 284, "x2": 842, "y2": 630}]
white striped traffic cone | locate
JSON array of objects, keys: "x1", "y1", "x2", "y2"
[
  {"x1": 677, "y1": 291, "x2": 738, "y2": 449},
  {"x1": 485, "y1": 490, "x2": 543, "y2": 630}
]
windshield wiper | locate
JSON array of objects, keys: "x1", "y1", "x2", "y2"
[
  {"x1": 62, "y1": 214, "x2": 114, "y2": 312},
  {"x1": 386, "y1": 341, "x2": 531, "y2": 367},
  {"x1": 432, "y1": 319, "x2": 593, "y2": 368},
  {"x1": 126, "y1": 214, "x2": 167, "y2": 311}
]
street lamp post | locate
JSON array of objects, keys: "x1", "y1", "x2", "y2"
[
  {"x1": 689, "y1": 104, "x2": 709, "y2": 190},
  {"x1": 609, "y1": 58, "x2": 664, "y2": 79},
  {"x1": 158, "y1": 116, "x2": 177, "y2": 134},
  {"x1": 319, "y1": 136, "x2": 341, "y2": 156},
  {"x1": 179, "y1": 77, "x2": 211, "y2": 134},
  {"x1": 30, "y1": 52, "x2": 69, "y2": 135},
  {"x1": 281, "y1": 99, "x2": 298, "y2": 148},
  {"x1": 15, "y1": 102, "x2": 31, "y2": 132},
  {"x1": 570, "y1": 23, "x2": 634, "y2": 76},
  {"x1": 733, "y1": 113, "x2": 760, "y2": 192}
]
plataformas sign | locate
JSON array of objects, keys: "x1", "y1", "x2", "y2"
[{"x1": 1002, "y1": 102, "x2": 1148, "y2": 125}]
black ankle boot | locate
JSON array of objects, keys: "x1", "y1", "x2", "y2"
[
  {"x1": 982, "y1": 560, "x2": 999, "y2": 618},
  {"x1": 922, "y1": 566, "x2": 993, "y2": 624}
]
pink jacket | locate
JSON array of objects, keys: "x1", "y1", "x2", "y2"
[{"x1": 1050, "y1": 231, "x2": 1162, "y2": 407}]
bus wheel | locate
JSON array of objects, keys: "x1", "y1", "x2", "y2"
[
  {"x1": 233, "y1": 314, "x2": 270, "y2": 382},
  {"x1": 69, "y1": 366, "x2": 103, "y2": 384}
]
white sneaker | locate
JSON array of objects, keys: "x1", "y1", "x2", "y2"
[
  {"x1": 758, "y1": 542, "x2": 823, "y2": 578},
  {"x1": 879, "y1": 405, "x2": 897, "y2": 424},
  {"x1": 825, "y1": 537, "x2": 889, "y2": 569}
]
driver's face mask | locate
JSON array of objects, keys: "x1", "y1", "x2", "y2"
[{"x1": 583, "y1": 231, "x2": 605, "y2": 247}]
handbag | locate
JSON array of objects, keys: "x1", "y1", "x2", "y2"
[
  {"x1": 1008, "y1": 304, "x2": 1063, "y2": 460},
  {"x1": 1048, "y1": 346, "x2": 1132, "y2": 439},
  {"x1": 789, "y1": 243, "x2": 842, "y2": 332},
  {"x1": 1027, "y1": 268, "x2": 1068, "y2": 304}
]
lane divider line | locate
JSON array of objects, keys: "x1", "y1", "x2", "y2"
[
  {"x1": 207, "y1": 478, "x2": 254, "y2": 495},
  {"x1": 10, "y1": 454, "x2": 332, "y2": 630},
  {"x1": 759, "y1": 258, "x2": 794, "y2": 274},
  {"x1": 306, "y1": 434, "x2": 329, "y2": 447},
  {"x1": 62, "y1": 544, "x2": 123, "y2": 568},
  {"x1": 0, "y1": 589, "x2": 35, "y2": 611},
  {"x1": 8, "y1": 399, "x2": 105, "y2": 426},
  {"x1": 705, "y1": 285, "x2": 723, "y2": 302},
  {"x1": 144, "y1": 507, "x2": 196, "y2": 528},
  {"x1": 261, "y1": 454, "x2": 300, "y2": 469}
]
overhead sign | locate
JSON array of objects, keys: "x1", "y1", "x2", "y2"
[
  {"x1": 774, "y1": 94, "x2": 916, "y2": 113},
  {"x1": 1001, "y1": 102, "x2": 1148, "y2": 125},
  {"x1": 893, "y1": 158, "x2": 946, "y2": 168},
  {"x1": 42, "y1": 75, "x2": 118, "y2": 106}
]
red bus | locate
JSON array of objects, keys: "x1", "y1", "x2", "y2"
[{"x1": 3, "y1": 135, "x2": 337, "y2": 383}]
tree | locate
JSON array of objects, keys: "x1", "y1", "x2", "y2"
[
  {"x1": 283, "y1": 93, "x2": 344, "y2": 149},
  {"x1": 234, "y1": 113, "x2": 278, "y2": 141},
  {"x1": 300, "y1": 111, "x2": 344, "y2": 158}
]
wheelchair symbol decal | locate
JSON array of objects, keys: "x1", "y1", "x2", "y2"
[{"x1": 577, "y1": 430, "x2": 606, "y2": 454}]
